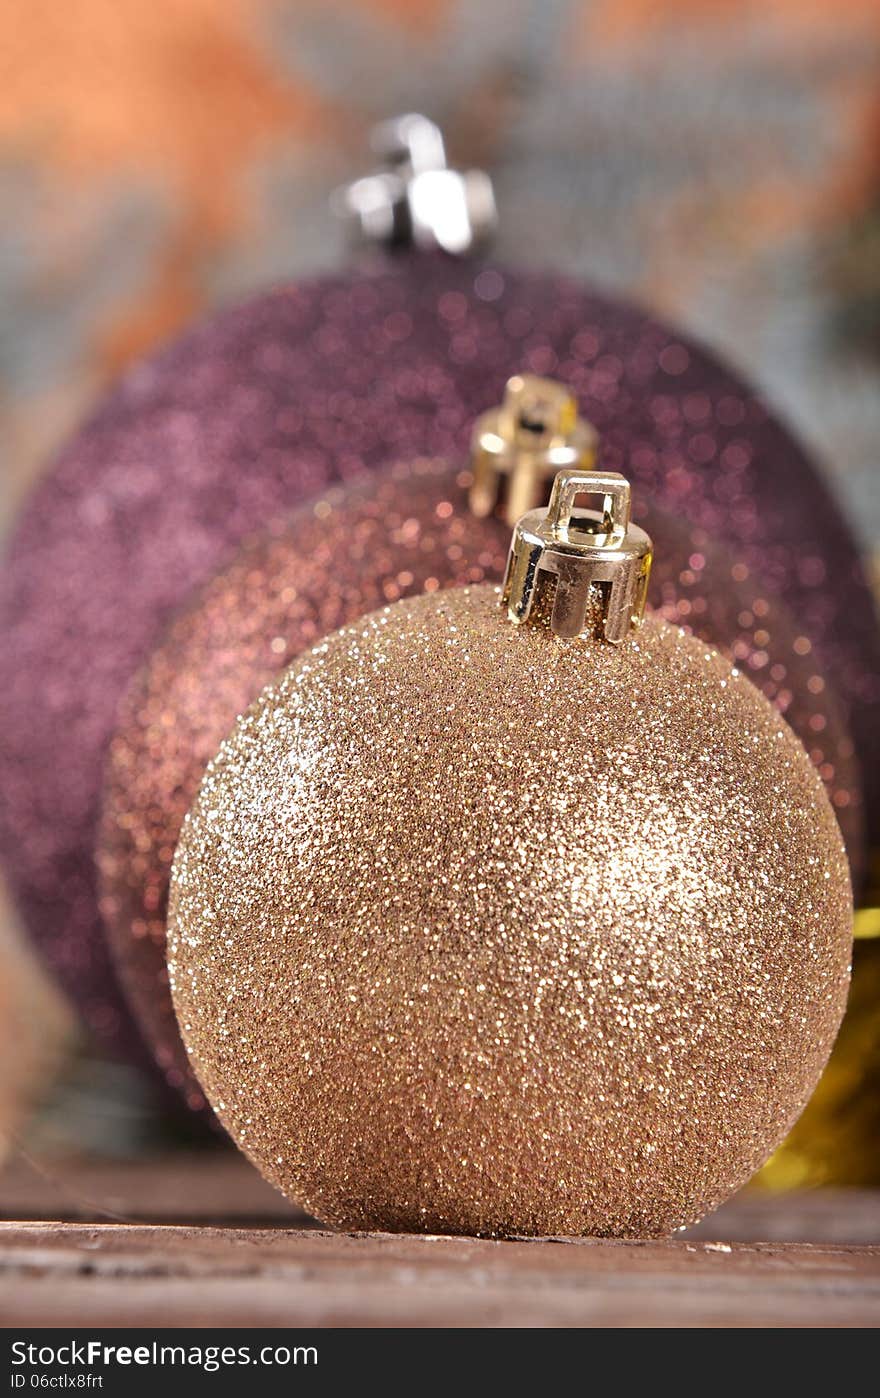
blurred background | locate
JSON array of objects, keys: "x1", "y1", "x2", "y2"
[{"x1": 1, "y1": 0, "x2": 879, "y2": 1208}]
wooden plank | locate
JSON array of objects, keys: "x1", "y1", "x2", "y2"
[{"x1": 0, "y1": 1221, "x2": 877, "y2": 1328}]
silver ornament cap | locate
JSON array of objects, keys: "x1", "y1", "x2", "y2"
[{"x1": 336, "y1": 113, "x2": 496, "y2": 256}]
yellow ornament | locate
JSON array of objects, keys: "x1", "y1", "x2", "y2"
[{"x1": 169, "y1": 470, "x2": 852, "y2": 1237}]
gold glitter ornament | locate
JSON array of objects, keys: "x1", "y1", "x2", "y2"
[{"x1": 169, "y1": 471, "x2": 853, "y2": 1238}]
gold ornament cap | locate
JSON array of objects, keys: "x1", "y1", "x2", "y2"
[
  {"x1": 469, "y1": 374, "x2": 598, "y2": 525},
  {"x1": 503, "y1": 469, "x2": 653, "y2": 643}
]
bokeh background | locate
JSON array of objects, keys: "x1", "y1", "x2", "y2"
[{"x1": 1, "y1": 0, "x2": 879, "y2": 1179}]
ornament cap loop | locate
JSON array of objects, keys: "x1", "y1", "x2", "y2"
[
  {"x1": 503, "y1": 469, "x2": 652, "y2": 643},
  {"x1": 469, "y1": 374, "x2": 599, "y2": 526},
  {"x1": 336, "y1": 113, "x2": 496, "y2": 256}
]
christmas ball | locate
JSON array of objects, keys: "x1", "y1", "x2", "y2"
[
  {"x1": 98, "y1": 381, "x2": 859, "y2": 1116},
  {"x1": 1, "y1": 259, "x2": 875, "y2": 1054},
  {"x1": 168, "y1": 475, "x2": 852, "y2": 1236}
]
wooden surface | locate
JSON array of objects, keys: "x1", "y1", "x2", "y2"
[{"x1": 1, "y1": 1152, "x2": 878, "y2": 1328}]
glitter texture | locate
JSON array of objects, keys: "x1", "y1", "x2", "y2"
[
  {"x1": 168, "y1": 588, "x2": 853, "y2": 1237},
  {"x1": 99, "y1": 461, "x2": 860, "y2": 1114},
  {"x1": 1, "y1": 259, "x2": 876, "y2": 1051}
]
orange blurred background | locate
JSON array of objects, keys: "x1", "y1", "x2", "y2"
[{"x1": 2, "y1": 1, "x2": 879, "y2": 548}]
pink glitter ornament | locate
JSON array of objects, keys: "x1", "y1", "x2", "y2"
[{"x1": 1, "y1": 256, "x2": 877, "y2": 1057}]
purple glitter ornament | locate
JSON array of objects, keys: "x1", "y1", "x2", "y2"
[{"x1": 1, "y1": 257, "x2": 877, "y2": 1056}]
